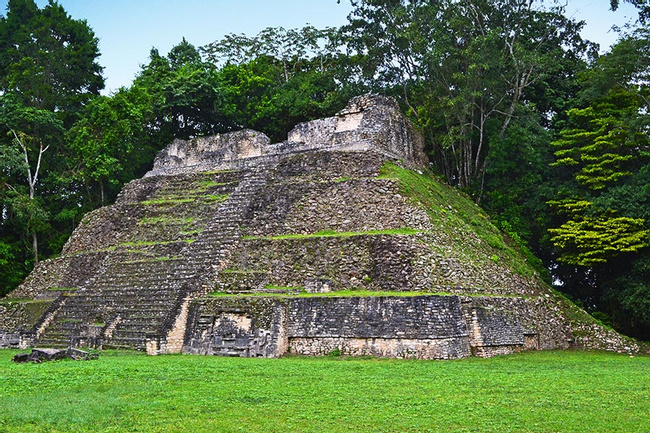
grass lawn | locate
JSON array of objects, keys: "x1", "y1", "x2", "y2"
[{"x1": 0, "y1": 349, "x2": 648, "y2": 432}]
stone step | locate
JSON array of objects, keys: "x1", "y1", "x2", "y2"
[
  {"x1": 34, "y1": 168, "x2": 269, "y2": 352},
  {"x1": 112, "y1": 329, "x2": 159, "y2": 339},
  {"x1": 104, "y1": 337, "x2": 147, "y2": 350},
  {"x1": 35, "y1": 340, "x2": 70, "y2": 348},
  {"x1": 101, "y1": 343, "x2": 139, "y2": 350},
  {"x1": 62, "y1": 294, "x2": 179, "y2": 304}
]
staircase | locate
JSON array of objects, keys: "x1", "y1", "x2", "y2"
[{"x1": 35, "y1": 167, "x2": 271, "y2": 351}]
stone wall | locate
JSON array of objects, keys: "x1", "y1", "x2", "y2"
[
  {"x1": 213, "y1": 149, "x2": 543, "y2": 297},
  {"x1": 148, "y1": 129, "x2": 271, "y2": 176},
  {"x1": 183, "y1": 297, "x2": 290, "y2": 357},
  {"x1": 0, "y1": 300, "x2": 52, "y2": 348},
  {"x1": 288, "y1": 296, "x2": 468, "y2": 339},
  {"x1": 266, "y1": 150, "x2": 387, "y2": 183},
  {"x1": 183, "y1": 294, "x2": 578, "y2": 359},
  {"x1": 184, "y1": 292, "x2": 643, "y2": 359},
  {"x1": 242, "y1": 178, "x2": 428, "y2": 237},
  {"x1": 224, "y1": 235, "x2": 432, "y2": 292},
  {"x1": 146, "y1": 95, "x2": 428, "y2": 178}
]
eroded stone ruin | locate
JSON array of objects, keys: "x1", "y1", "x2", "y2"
[{"x1": 0, "y1": 95, "x2": 640, "y2": 358}]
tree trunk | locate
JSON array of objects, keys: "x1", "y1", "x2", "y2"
[{"x1": 32, "y1": 230, "x2": 39, "y2": 264}]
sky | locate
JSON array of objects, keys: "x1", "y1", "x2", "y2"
[{"x1": 0, "y1": 0, "x2": 642, "y2": 94}]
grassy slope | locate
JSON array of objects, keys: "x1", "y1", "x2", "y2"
[
  {"x1": 0, "y1": 350, "x2": 647, "y2": 433},
  {"x1": 379, "y1": 162, "x2": 541, "y2": 278}
]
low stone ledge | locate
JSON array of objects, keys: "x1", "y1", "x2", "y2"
[{"x1": 12, "y1": 348, "x2": 98, "y2": 363}]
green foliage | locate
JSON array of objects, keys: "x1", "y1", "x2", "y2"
[
  {"x1": 601, "y1": 251, "x2": 650, "y2": 340},
  {"x1": 0, "y1": 0, "x2": 103, "y2": 117},
  {"x1": 0, "y1": 350, "x2": 648, "y2": 432},
  {"x1": 138, "y1": 216, "x2": 195, "y2": 226},
  {"x1": 67, "y1": 87, "x2": 155, "y2": 205},
  {"x1": 210, "y1": 27, "x2": 360, "y2": 142},
  {"x1": 551, "y1": 88, "x2": 647, "y2": 190},
  {"x1": 141, "y1": 198, "x2": 194, "y2": 206},
  {"x1": 344, "y1": 0, "x2": 592, "y2": 194},
  {"x1": 0, "y1": 0, "x2": 103, "y2": 289},
  {"x1": 548, "y1": 34, "x2": 650, "y2": 267},
  {"x1": 546, "y1": 29, "x2": 650, "y2": 338},
  {"x1": 548, "y1": 211, "x2": 648, "y2": 265},
  {"x1": 133, "y1": 39, "x2": 230, "y2": 145}
]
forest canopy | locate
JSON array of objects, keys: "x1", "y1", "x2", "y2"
[{"x1": 1, "y1": 0, "x2": 650, "y2": 340}]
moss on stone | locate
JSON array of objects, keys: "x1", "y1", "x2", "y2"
[
  {"x1": 379, "y1": 162, "x2": 535, "y2": 278},
  {"x1": 141, "y1": 198, "x2": 194, "y2": 206},
  {"x1": 243, "y1": 228, "x2": 421, "y2": 240},
  {"x1": 205, "y1": 193, "x2": 229, "y2": 203}
]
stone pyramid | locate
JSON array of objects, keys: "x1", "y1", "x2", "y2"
[{"x1": 0, "y1": 96, "x2": 639, "y2": 358}]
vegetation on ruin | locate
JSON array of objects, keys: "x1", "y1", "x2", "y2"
[
  {"x1": 141, "y1": 198, "x2": 195, "y2": 206},
  {"x1": 138, "y1": 216, "x2": 196, "y2": 226},
  {"x1": 1, "y1": 0, "x2": 650, "y2": 339},
  {"x1": 0, "y1": 349, "x2": 648, "y2": 432},
  {"x1": 380, "y1": 162, "x2": 540, "y2": 278},
  {"x1": 242, "y1": 228, "x2": 421, "y2": 240}
]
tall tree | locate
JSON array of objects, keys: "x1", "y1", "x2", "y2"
[
  {"x1": 343, "y1": 0, "x2": 592, "y2": 199},
  {"x1": 0, "y1": 0, "x2": 103, "y2": 293},
  {"x1": 0, "y1": 0, "x2": 103, "y2": 120},
  {"x1": 548, "y1": 30, "x2": 650, "y2": 338},
  {"x1": 132, "y1": 39, "x2": 228, "y2": 147},
  {"x1": 67, "y1": 87, "x2": 155, "y2": 207},
  {"x1": 0, "y1": 94, "x2": 64, "y2": 264},
  {"x1": 204, "y1": 26, "x2": 362, "y2": 142}
]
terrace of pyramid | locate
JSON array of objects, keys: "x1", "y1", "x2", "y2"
[{"x1": 0, "y1": 95, "x2": 640, "y2": 358}]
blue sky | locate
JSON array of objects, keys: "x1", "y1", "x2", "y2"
[{"x1": 0, "y1": 0, "x2": 641, "y2": 94}]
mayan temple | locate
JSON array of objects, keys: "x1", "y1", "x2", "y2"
[{"x1": 0, "y1": 95, "x2": 640, "y2": 358}]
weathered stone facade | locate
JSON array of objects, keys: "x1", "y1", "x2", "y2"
[{"x1": 0, "y1": 95, "x2": 641, "y2": 358}]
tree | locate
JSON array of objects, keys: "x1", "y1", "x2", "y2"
[
  {"x1": 548, "y1": 30, "x2": 650, "y2": 338},
  {"x1": 0, "y1": 0, "x2": 103, "y2": 291},
  {"x1": 132, "y1": 39, "x2": 228, "y2": 147},
  {"x1": 0, "y1": 0, "x2": 103, "y2": 120},
  {"x1": 67, "y1": 87, "x2": 155, "y2": 206},
  {"x1": 610, "y1": 0, "x2": 650, "y2": 23},
  {"x1": 204, "y1": 26, "x2": 362, "y2": 142},
  {"x1": 549, "y1": 38, "x2": 650, "y2": 266},
  {"x1": 0, "y1": 93, "x2": 64, "y2": 264},
  {"x1": 343, "y1": 0, "x2": 592, "y2": 200}
]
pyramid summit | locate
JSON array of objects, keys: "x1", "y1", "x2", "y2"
[{"x1": 0, "y1": 95, "x2": 640, "y2": 357}]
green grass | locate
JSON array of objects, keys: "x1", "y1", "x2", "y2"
[
  {"x1": 243, "y1": 228, "x2": 421, "y2": 240},
  {"x1": 205, "y1": 193, "x2": 230, "y2": 203},
  {"x1": 138, "y1": 216, "x2": 196, "y2": 226},
  {"x1": 378, "y1": 162, "x2": 534, "y2": 277},
  {"x1": 118, "y1": 240, "x2": 194, "y2": 247},
  {"x1": 0, "y1": 350, "x2": 647, "y2": 432},
  {"x1": 195, "y1": 180, "x2": 233, "y2": 189},
  {"x1": 0, "y1": 298, "x2": 37, "y2": 305},
  {"x1": 141, "y1": 198, "x2": 194, "y2": 206}
]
